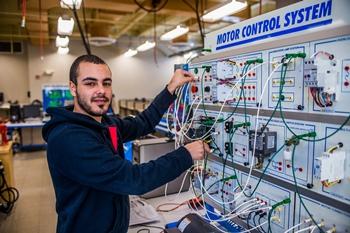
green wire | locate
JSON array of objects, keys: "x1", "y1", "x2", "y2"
[
  {"x1": 220, "y1": 128, "x2": 237, "y2": 213},
  {"x1": 278, "y1": 100, "x2": 350, "y2": 142},
  {"x1": 291, "y1": 144, "x2": 326, "y2": 233},
  {"x1": 261, "y1": 58, "x2": 291, "y2": 133},
  {"x1": 223, "y1": 60, "x2": 290, "y2": 198}
]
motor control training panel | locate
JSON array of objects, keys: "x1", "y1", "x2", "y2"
[{"x1": 168, "y1": 0, "x2": 350, "y2": 232}]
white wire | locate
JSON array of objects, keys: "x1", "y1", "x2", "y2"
[
  {"x1": 230, "y1": 62, "x2": 285, "y2": 203},
  {"x1": 163, "y1": 167, "x2": 192, "y2": 200},
  {"x1": 183, "y1": 62, "x2": 267, "y2": 141},
  {"x1": 295, "y1": 223, "x2": 323, "y2": 233},
  {"x1": 189, "y1": 162, "x2": 272, "y2": 223},
  {"x1": 193, "y1": 62, "x2": 284, "y2": 206},
  {"x1": 310, "y1": 226, "x2": 318, "y2": 233},
  {"x1": 180, "y1": 62, "x2": 283, "y2": 207},
  {"x1": 283, "y1": 218, "x2": 312, "y2": 233},
  {"x1": 236, "y1": 220, "x2": 268, "y2": 233},
  {"x1": 168, "y1": 60, "x2": 290, "y2": 229}
]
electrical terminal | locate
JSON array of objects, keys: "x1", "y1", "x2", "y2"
[
  {"x1": 285, "y1": 52, "x2": 307, "y2": 59},
  {"x1": 246, "y1": 58, "x2": 264, "y2": 65},
  {"x1": 274, "y1": 206, "x2": 282, "y2": 212},
  {"x1": 326, "y1": 225, "x2": 336, "y2": 233},
  {"x1": 271, "y1": 216, "x2": 281, "y2": 223}
]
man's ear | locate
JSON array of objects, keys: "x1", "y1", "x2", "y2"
[{"x1": 69, "y1": 81, "x2": 77, "y2": 97}]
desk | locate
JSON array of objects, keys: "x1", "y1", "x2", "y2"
[
  {"x1": 129, "y1": 191, "x2": 197, "y2": 233},
  {"x1": 5, "y1": 121, "x2": 46, "y2": 152},
  {"x1": 0, "y1": 141, "x2": 14, "y2": 204},
  {"x1": 5, "y1": 121, "x2": 45, "y2": 129},
  {"x1": 0, "y1": 141, "x2": 14, "y2": 187}
]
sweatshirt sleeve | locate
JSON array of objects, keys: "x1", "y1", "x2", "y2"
[
  {"x1": 48, "y1": 126, "x2": 193, "y2": 195},
  {"x1": 115, "y1": 87, "x2": 176, "y2": 142}
]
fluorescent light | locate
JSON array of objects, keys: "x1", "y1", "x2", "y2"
[
  {"x1": 184, "y1": 51, "x2": 198, "y2": 60},
  {"x1": 57, "y1": 17, "x2": 74, "y2": 36},
  {"x1": 60, "y1": 0, "x2": 82, "y2": 9},
  {"x1": 124, "y1": 49, "x2": 138, "y2": 57},
  {"x1": 202, "y1": 0, "x2": 247, "y2": 22},
  {"x1": 57, "y1": 47, "x2": 69, "y2": 55},
  {"x1": 137, "y1": 41, "x2": 155, "y2": 52},
  {"x1": 56, "y1": 36, "x2": 69, "y2": 47},
  {"x1": 160, "y1": 25, "x2": 189, "y2": 41}
]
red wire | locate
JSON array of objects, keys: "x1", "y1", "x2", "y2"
[{"x1": 22, "y1": 0, "x2": 26, "y2": 21}]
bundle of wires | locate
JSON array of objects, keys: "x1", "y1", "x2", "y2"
[
  {"x1": 0, "y1": 161, "x2": 19, "y2": 214},
  {"x1": 309, "y1": 87, "x2": 334, "y2": 108},
  {"x1": 165, "y1": 52, "x2": 349, "y2": 232}
]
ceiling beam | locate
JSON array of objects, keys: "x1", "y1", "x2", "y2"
[{"x1": 112, "y1": 11, "x2": 148, "y2": 39}]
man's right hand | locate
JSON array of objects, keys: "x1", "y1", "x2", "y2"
[{"x1": 184, "y1": 141, "x2": 210, "y2": 161}]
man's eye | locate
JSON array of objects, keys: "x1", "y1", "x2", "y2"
[
  {"x1": 103, "y1": 82, "x2": 112, "y2": 87},
  {"x1": 85, "y1": 82, "x2": 96, "y2": 86}
]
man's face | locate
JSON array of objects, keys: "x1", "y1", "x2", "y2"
[{"x1": 70, "y1": 62, "x2": 112, "y2": 118}]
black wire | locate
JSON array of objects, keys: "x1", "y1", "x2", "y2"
[
  {"x1": 182, "y1": 0, "x2": 204, "y2": 47},
  {"x1": 258, "y1": 215, "x2": 267, "y2": 233},
  {"x1": 72, "y1": 5, "x2": 91, "y2": 55},
  {"x1": 137, "y1": 224, "x2": 165, "y2": 233},
  {"x1": 246, "y1": 212, "x2": 253, "y2": 229},
  {"x1": 82, "y1": 0, "x2": 90, "y2": 49},
  {"x1": 253, "y1": 212, "x2": 264, "y2": 233},
  {"x1": 60, "y1": 0, "x2": 91, "y2": 55},
  {"x1": 0, "y1": 173, "x2": 19, "y2": 214},
  {"x1": 195, "y1": 0, "x2": 204, "y2": 47},
  {"x1": 137, "y1": 229, "x2": 150, "y2": 233},
  {"x1": 134, "y1": 0, "x2": 169, "y2": 13}
]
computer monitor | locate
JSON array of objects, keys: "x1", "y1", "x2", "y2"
[
  {"x1": 23, "y1": 105, "x2": 41, "y2": 119},
  {"x1": 42, "y1": 85, "x2": 74, "y2": 112}
]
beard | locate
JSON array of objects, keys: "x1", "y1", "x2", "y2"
[{"x1": 76, "y1": 91, "x2": 110, "y2": 117}]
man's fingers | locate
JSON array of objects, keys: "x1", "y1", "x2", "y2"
[
  {"x1": 203, "y1": 143, "x2": 211, "y2": 153},
  {"x1": 182, "y1": 71, "x2": 195, "y2": 82}
]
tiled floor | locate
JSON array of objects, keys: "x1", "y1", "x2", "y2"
[{"x1": 0, "y1": 151, "x2": 57, "y2": 233}]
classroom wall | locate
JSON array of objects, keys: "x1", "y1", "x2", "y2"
[
  {"x1": 0, "y1": 43, "x2": 29, "y2": 103},
  {"x1": 27, "y1": 40, "x2": 184, "y2": 111}
]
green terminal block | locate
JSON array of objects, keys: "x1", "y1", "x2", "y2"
[
  {"x1": 202, "y1": 48, "x2": 212, "y2": 53},
  {"x1": 202, "y1": 65, "x2": 211, "y2": 72},
  {"x1": 285, "y1": 52, "x2": 306, "y2": 59},
  {"x1": 233, "y1": 122, "x2": 251, "y2": 129},
  {"x1": 295, "y1": 131, "x2": 317, "y2": 139},
  {"x1": 222, "y1": 175, "x2": 237, "y2": 182},
  {"x1": 246, "y1": 58, "x2": 264, "y2": 65},
  {"x1": 285, "y1": 132, "x2": 316, "y2": 146},
  {"x1": 194, "y1": 67, "x2": 198, "y2": 74},
  {"x1": 272, "y1": 198, "x2": 291, "y2": 209}
]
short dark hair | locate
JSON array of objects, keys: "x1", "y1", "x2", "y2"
[{"x1": 69, "y1": 54, "x2": 110, "y2": 85}]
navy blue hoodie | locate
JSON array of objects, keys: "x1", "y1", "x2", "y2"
[{"x1": 42, "y1": 87, "x2": 193, "y2": 233}]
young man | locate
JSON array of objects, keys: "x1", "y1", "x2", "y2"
[{"x1": 42, "y1": 54, "x2": 210, "y2": 233}]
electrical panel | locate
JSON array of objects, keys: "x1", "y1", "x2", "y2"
[
  {"x1": 240, "y1": 173, "x2": 295, "y2": 233},
  {"x1": 183, "y1": 36, "x2": 350, "y2": 232},
  {"x1": 168, "y1": 1, "x2": 350, "y2": 232}
]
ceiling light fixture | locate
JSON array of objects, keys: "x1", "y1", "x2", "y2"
[
  {"x1": 160, "y1": 25, "x2": 189, "y2": 41},
  {"x1": 137, "y1": 41, "x2": 155, "y2": 52},
  {"x1": 183, "y1": 51, "x2": 198, "y2": 61},
  {"x1": 60, "y1": 0, "x2": 82, "y2": 9},
  {"x1": 57, "y1": 47, "x2": 69, "y2": 55},
  {"x1": 56, "y1": 36, "x2": 69, "y2": 47},
  {"x1": 57, "y1": 17, "x2": 74, "y2": 36},
  {"x1": 202, "y1": 0, "x2": 247, "y2": 22},
  {"x1": 124, "y1": 49, "x2": 138, "y2": 58}
]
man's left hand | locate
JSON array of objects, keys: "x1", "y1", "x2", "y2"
[{"x1": 167, "y1": 69, "x2": 195, "y2": 94}]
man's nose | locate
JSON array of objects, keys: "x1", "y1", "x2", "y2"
[{"x1": 97, "y1": 83, "x2": 106, "y2": 94}]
